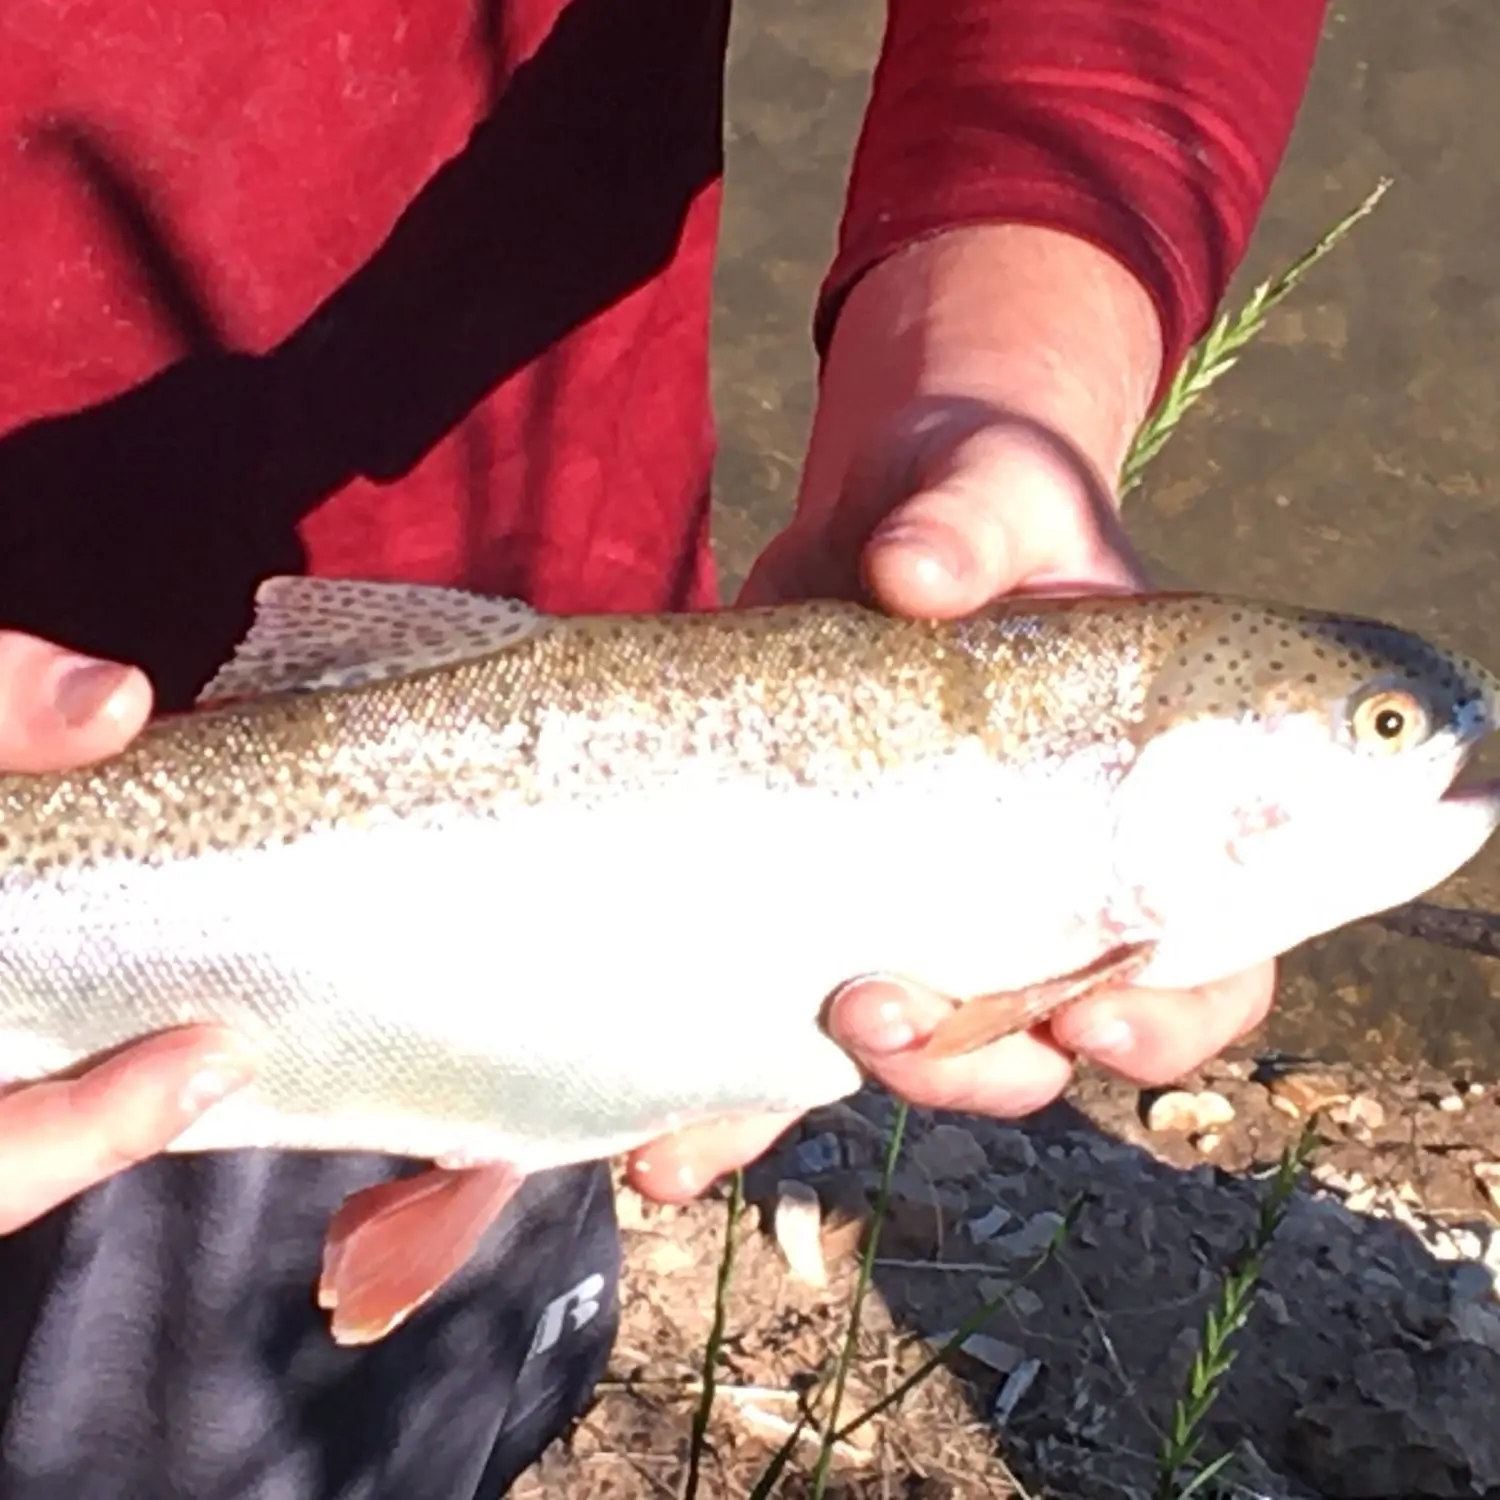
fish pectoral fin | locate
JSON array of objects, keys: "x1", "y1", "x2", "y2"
[
  {"x1": 317, "y1": 1162, "x2": 525, "y2": 1346},
  {"x1": 196, "y1": 576, "x2": 547, "y2": 706},
  {"x1": 920, "y1": 941, "x2": 1157, "y2": 1061}
]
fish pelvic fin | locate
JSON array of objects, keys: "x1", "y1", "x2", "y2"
[
  {"x1": 920, "y1": 941, "x2": 1156, "y2": 1060},
  {"x1": 318, "y1": 1161, "x2": 525, "y2": 1346}
]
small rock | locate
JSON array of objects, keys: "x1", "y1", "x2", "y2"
[
  {"x1": 1144, "y1": 1088, "x2": 1236, "y2": 1134},
  {"x1": 1257, "y1": 1288, "x2": 1291, "y2": 1325},
  {"x1": 615, "y1": 1185, "x2": 649, "y2": 1231},
  {"x1": 1438, "y1": 1093, "x2": 1467, "y2": 1114},
  {"x1": 911, "y1": 1124, "x2": 989, "y2": 1183},
  {"x1": 991, "y1": 1358, "x2": 1042, "y2": 1426},
  {"x1": 1450, "y1": 1261, "x2": 1494, "y2": 1305},
  {"x1": 645, "y1": 1236, "x2": 695, "y2": 1275},
  {"x1": 1010, "y1": 1286, "x2": 1043, "y2": 1318},
  {"x1": 791, "y1": 1132, "x2": 843, "y2": 1176},
  {"x1": 1191, "y1": 1130, "x2": 1222, "y2": 1155},
  {"x1": 929, "y1": 1330, "x2": 1023, "y2": 1374},
  {"x1": 988, "y1": 1130, "x2": 1038, "y2": 1173},
  {"x1": 1451, "y1": 1300, "x2": 1500, "y2": 1353},
  {"x1": 772, "y1": 1180, "x2": 827, "y2": 1288},
  {"x1": 989, "y1": 1210, "x2": 1068, "y2": 1259},
  {"x1": 1328, "y1": 1094, "x2": 1387, "y2": 1132},
  {"x1": 967, "y1": 1204, "x2": 1013, "y2": 1243},
  {"x1": 1267, "y1": 1070, "x2": 1352, "y2": 1119}
]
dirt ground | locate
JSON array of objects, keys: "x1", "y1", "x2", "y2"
[{"x1": 511, "y1": 945, "x2": 1500, "y2": 1500}]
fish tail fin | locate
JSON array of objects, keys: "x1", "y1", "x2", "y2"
[{"x1": 318, "y1": 1162, "x2": 524, "y2": 1345}]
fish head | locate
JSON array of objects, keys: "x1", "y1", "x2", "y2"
[{"x1": 1110, "y1": 599, "x2": 1500, "y2": 989}]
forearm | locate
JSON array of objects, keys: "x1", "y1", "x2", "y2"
[
  {"x1": 820, "y1": 0, "x2": 1328, "y2": 397},
  {"x1": 809, "y1": 224, "x2": 1163, "y2": 498}
]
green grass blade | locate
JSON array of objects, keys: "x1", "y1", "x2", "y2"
[
  {"x1": 683, "y1": 1169, "x2": 744, "y2": 1500},
  {"x1": 1120, "y1": 178, "x2": 1391, "y2": 497}
]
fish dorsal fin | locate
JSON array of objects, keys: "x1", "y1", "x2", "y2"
[{"x1": 196, "y1": 576, "x2": 546, "y2": 705}]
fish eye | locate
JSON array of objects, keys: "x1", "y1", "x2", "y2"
[{"x1": 1349, "y1": 687, "x2": 1431, "y2": 754}]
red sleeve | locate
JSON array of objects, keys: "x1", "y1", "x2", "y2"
[{"x1": 817, "y1": 0, "x2": 1328, "y2": 394}]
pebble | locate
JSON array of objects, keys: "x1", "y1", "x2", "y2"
[
  {"x1": 989, "y1": 1130, "x2": 1039, "y2": 1173},
  {"x1": 645, "y1": 1237, "x2": 695, "y2": 1275},
  {"x1": 989, "y1": 1210, "x2": 1069, "y2": 1260},
  {"x1": 1144, "y1": 1089, "x2": 1236, "y2": 1134},
  {"x1": 1266, "y1": 1070, "x2": 1351, "y2": 1119},
  {"x1": 1438, "y1": 1093, "x2": 1467, "y2": 1114},
  {"x1": 1010, "y1": 1286, "x2": 1044, "y2": 1318},
  {"x1": 991, "y1": 1358, "x2": 1042, "y2": 1426},
  {"x1": 792, "y1": 1132, "x2": 843, "y2": 1176},
  {"x1": 1450, "y1": 1261, "x2": 1494, "y2": 1304},
  {"x1": 929, "y1": 1331, "x2": 1024, "y2": 1374},
  {"x1": 1451, "y1": 1300, "x2": 1500, "y2": 1353},
  {"x1": 772, "y1": 1180, "x2": 827, "y2": 1288},
  {"x1": 615, "y1": 1185, "x2": 649, "y2": 1232},
  {"x1": 967, "y1": 1204, "x2": 1014, "y2": 1243},
  {"x1": 911, "y1": 1124, "x2": 989, "y2": 1183},
  {"x1": 1327, "y1": 1094, "x2": 1387, "y2": 1132},
  {"x1": 1257, "y1": 1288, "x2": 1291, "y2": 1325}
]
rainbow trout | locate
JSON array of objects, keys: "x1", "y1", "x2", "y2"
[{"x1": 2, "y1": 576, "x2": 1498, "y2": 1341}]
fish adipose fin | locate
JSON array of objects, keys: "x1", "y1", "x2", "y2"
[
  {"x1": 920, "y1": 942, "x2": 1156, "y2": 1060},
  {"x1": 317, "y1": 1162, "x2": 525, "y2": 1345},
  {"x1": 197, "y1": 576, "x2": 545, "y2": 705}
]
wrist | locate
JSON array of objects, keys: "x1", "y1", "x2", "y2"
[{"x1": 814, "y1": 224, "x2": 1165, "y2": 495}]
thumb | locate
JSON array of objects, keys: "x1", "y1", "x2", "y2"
[{"x1": 862, "y1": 420, "x2": 1147, "y2": 619}]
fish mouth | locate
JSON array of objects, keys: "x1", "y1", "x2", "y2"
[{"x1": 1443, "y1": 749, "x2": 1500, "y2": 805}]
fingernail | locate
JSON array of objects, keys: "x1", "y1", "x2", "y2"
[
  {"x1": 178, "y1": 1055, "x2": 255, "y2": 1117},
  {"x1": 849, "y1": 995, "x2": 918, "y2": 1055},
  {"x1": 871, "y1": 520, "x2": 969, "y2": 587},
  {"x1": 51, "y1": 659, "x2": 134, "y2": 729},
  {"x1": 1075, "y1": 1017, "x2": 1134, "y2": 1061}
]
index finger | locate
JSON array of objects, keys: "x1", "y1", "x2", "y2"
[
  {"x1": 0, "y1": 631, "x2": 152, "y2": 773},
  {"x1": 0, "y1": 1026, "x2": 254, "y2": 1233}
]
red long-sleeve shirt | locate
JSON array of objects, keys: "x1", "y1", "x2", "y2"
[{"x1": 0, "y1": 0, "x2": 1323, "y2": 713}]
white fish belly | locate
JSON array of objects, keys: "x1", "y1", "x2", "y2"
[{"x1": 0, "y1": 765, "x2": 1119, "y2": 1169}]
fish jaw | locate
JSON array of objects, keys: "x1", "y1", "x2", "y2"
[{"x1": 1113, "y1": 712, "x2": 1500, "y2": 991}]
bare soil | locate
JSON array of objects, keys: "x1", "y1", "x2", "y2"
[{"x1": 514, "y1": 1039, "x2": 1500, "y2": 1500}]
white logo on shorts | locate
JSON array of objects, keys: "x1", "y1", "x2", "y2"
[{"x1": 526, "y1": 1272, "x2": 606, "y2": 1361}]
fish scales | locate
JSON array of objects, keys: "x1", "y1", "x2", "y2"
[{"x1": 0, "y1": 583, "x2": 1496, "y2": 1179}]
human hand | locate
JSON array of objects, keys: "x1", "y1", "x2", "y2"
[
  {"x1": 0, "y1": 635, "x2": 256, "y2": 1234},
  {"x1": 627, "y1": 226, "x2": 1275, "y2": 1202}
]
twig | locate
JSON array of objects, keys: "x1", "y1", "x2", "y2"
[{"x1": 1371, "y1": 899, "x2": 1500, "y2": 960}]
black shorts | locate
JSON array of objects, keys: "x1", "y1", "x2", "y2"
[{"x1": 0, "y1": 1154, "x2": 621, "y2": 1498}]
